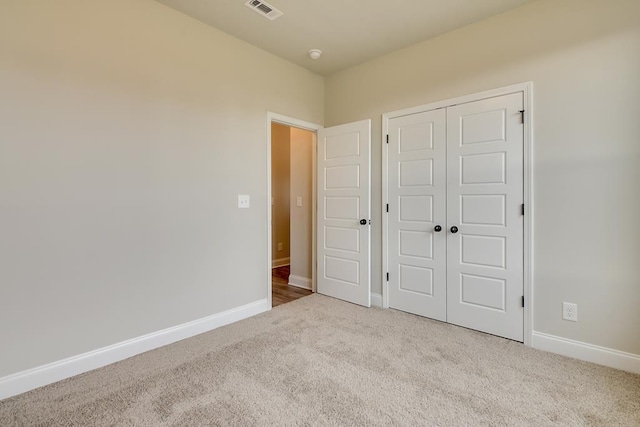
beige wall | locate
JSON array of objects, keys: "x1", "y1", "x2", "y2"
[
  {"x1": 325, "y1": 0, "x2": 640, "y2": 354},
  {"x1": 0, "y1": 0, "x2": 323, "y2": 378},
  {"x1": 290, "y1": 128, "x2": 314, "y2": 281},
  {"x1": 271, "y1": 123, "x2": 291, "y2": 264}
]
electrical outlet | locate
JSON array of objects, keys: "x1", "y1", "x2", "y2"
[
  {"x1": 277, "y1": 243, "x2": 283, "y2": 251},
  {"x1": 562, "y1": 302, "x2": 578, "y2": 322}
]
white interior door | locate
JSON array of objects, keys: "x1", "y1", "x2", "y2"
[
  {"x1": 317, "y1": 119, "x2": 371, "y2": 307},
  {"x1": 387, "y1": 110, "x2": 447, "y2": 320},
  {"x1": 446, "y1": 93, "x2": 524, "y2": 341}
]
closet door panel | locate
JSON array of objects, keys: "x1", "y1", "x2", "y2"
[
  {"x1": 446, "y1": 92, "x2": 524, "y2": 342},
  {"x1": 388, "y1": 109, "x2": 447, "y2": 320}
]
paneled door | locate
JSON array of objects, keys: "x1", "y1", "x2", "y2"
[
  {"x1": 386, "y1": 91, "x2": 525, "y2": 341},
  {"x1": 387, "y1": 109, "x2": 447, "y2": 321},
  {"x1": 446, "y1": 93, "x2": 524, "y2": 341},
  {"x1": 317, "y1": 120, "x2": 371, "y2": 307}
]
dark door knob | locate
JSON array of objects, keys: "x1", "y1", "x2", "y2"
[
  {"x1": 434, "y1": 225, "x2": 442, "y2": 232},
  {"x1": 450, "y1": 226, "x2": 458, "y2": 234},
  {"x1": 360, "y1": 219, "x2": 367, "y2": 225}
]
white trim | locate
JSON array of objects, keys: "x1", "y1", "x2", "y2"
[
  {"x1": 272, "y1": 257, "x2": 290, "y2": 268},
  {"x1": 522, "y1": 82, "x2": 534, "y2": 346},
  {"x1": 381, "y1": 82, "x2": 534, "y2": 344},
  {"x1": 532, "y1": 331, "x2": 640, "y2": 374},
  {"x1": 266, "y1": 112, "x2": 322, "y2": 308},
  {"x1": 382, "y1": 113, "x2": 390, "y2": 309},
  {"x1": 311, "y1": 131, "x2": 318, "y2": 294},
  {"x1": 0, "y1": 298, "x2": 270, "y2": 400},
  {"x1": 371, "y1": 293, "x2": 383, "y2": 308},
  {"x1": 288, "y1": 275, "x2": 312, "y2": 290},
  {"x1": 382, "y1": 82, "x2": 533, "y2": 120}
]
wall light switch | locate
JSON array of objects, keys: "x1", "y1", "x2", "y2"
[
  {"x1": 296, "y1": 196, "x2": 303, "y2": 207},
  {"x1": 238, "y1": 195, "x2": 250, "y2": 208}
]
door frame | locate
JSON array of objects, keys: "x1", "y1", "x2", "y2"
[
  {"x1": 381, "y1": 82, "x2": 534, "y2": 345},
  {"x1": 266, "y1": 112, "x2": 322, "y2": 308}
]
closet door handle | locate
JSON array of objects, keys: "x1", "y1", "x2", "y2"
[
  {"x1": 450, "y1": 226, "x2": 459, "y2": 234},
  {"x1": 360, "y1": 219, "x2": 367, "y2": 225},
  {"x1": 434, "y1": 225, "x2": 442, "y2": 232}
]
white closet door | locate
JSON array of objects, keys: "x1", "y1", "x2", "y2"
[
  {"x1": 446, "y1": 93, "x2": 524, "y2": 341},
  {"x1": 317, "y1": 119, "x2": 371, "y2": 307},
  {"x1": 388, "y1": 109, "x2": 447, "y2": 320}
]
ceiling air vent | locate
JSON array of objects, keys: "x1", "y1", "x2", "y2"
[{"x1": 244, "y1": 0, "x2": 283, "y2": 21}]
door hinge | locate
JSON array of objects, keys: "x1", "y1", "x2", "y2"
[
  {"x1": 386, "y1": 134, "x2": 389, "y2": 144},
  {"x1": 521, "y1": 203, "x2": 525, "y2": 215},
  {"x1": 386, "y1": 203, "x2": 389, "y2": 213},
  {"x1": 521, "y1": 296, "x2": 525, "y2": 308},
  {"x1": 519, "y1": 110, "x2": 525, "y2": 124},
  {"x1": 386, "y1": 272, "x2": 389, "y2": 282}
]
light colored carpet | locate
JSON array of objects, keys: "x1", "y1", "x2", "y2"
[{"x1": 1, "y1": 294, "x2": 639, "y2": 426}]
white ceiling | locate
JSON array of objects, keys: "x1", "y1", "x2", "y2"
[{"x1": 155, "y1": 0, "x2": 535, "y2": 76}]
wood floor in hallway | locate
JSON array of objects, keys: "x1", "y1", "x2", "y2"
[{"x1": 272, "y1": 265, "x2": 312, "y2": 307}]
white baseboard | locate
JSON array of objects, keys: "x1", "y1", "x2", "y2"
[
  {"x1": 0, "y1": 298, "x2": 270, "y2": 401},
  {"x1": 288, "y1": 275, "x2": 312, "y2": 290},
  {"x1": 531, "y1": 331, "x2": 640, "y2": 374},
  {"x1": 371, "y1": 293, "x2": 383, "y2": 308},
  {"x1": 272, "y1": 257, "x2": 290, "y2": 268}
]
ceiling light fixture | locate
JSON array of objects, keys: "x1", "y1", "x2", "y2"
[{"x1": 308, "y1": 49, "x2": 322, "y2": 60}]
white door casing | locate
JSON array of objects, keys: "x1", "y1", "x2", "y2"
[
  {"x1": 446, "y1": 93, "x2": 524, "y2": 341},
  {"x1": 387, "y1": 109, "x2": 447, "y2": 320},
  {"x1": 317, "y1": 120, "x2": 371, "y2": 307}
]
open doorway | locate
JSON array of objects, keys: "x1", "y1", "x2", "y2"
[
  {"x1": 267, "y1": 113, "x2": 372, "y2": 309},
  {"x1": 268, "y1": 115, "x2": 320, "y2": 307}
]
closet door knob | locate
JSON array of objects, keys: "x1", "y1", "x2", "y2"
[
  {"x1": 360, "y1": 219, "x2": 367, "y2": 225},
  {"x1": 450, "y1": 226, "x2": 459, "y2": 234},
  {"x1": 434, "y1": 225, "x2": 442, "y2": 232}
]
